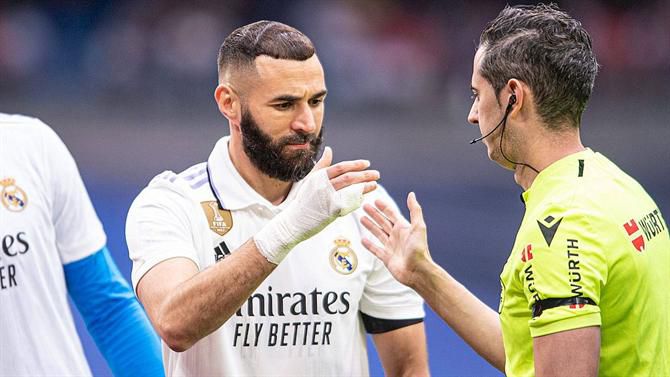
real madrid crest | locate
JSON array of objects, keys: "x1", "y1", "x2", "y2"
[
  {"x1": 200, "y1": 201, "x2": 233, "y2": 236},
  {"x1": 329, "y1": 237, "x2": 358, "y2": 275},
  {"x1": 1, "y1": 178, "x2": 28, "y2": 212}
]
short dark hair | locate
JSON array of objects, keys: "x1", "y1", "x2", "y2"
[
  {"x1": 217, "y1": 21, "x2": 315, "y2": 78},
  {"x1": 478, "y1": 4, "x2": 598, "y2": 128}
]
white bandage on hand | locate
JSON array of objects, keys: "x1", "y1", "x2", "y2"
[{"x1": 254, "y1": 169, "x2": 365, "y2": 264}]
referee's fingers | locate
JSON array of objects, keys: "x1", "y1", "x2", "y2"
[
  {"x1": 363, "y1": 203, "x2": 393, "y2": 235},
  {"x1": 360, "y1": 216, "x2": 390, "y2": 246},
  {"x1": 375, "y1": 199, "x2": 402, "y2": 225},
  {"x1": 361, "y1": 236, "x2": 388, "y2": 262}
]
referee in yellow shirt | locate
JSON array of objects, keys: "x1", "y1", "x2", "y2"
[{"x1": 360, "y1": 4, "x2": 669, "y2": 377}]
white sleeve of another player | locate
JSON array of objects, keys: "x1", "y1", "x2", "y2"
[
  {"x1": 43, "y1": 124, "x2": 106, "y2": 264},
  {"x1": 356, "y1": 186, "x2": 425, "y2": 320},
  {"x1": 125, "y1": 177, "x2": 201, "y2": 293}
]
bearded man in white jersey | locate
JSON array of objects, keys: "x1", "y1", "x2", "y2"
[{"x1": 126, "y1": 21, "x2": 429, "y2": 376}]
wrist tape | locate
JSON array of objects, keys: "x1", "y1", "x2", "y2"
[{"x1": 254, "y1": 169, "x2": 364, "y2": 264}]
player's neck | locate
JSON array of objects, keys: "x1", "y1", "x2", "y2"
[
  {"x1": 228, "y1": 139, "x2": 293, "y2": 205},
  {"x1": 514, "y1": 130, "x2": 585, "y2": 191}
]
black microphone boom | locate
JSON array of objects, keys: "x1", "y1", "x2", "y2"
[
  {"x1": 469, "y1": 95, "x2": 516, "y2": 144},
  {"x1": 469, "y1": 117, "x2": 505, "y2": 144},
  {"x1": 468, "y1": 94, "x2": 540, "y2": 173}
]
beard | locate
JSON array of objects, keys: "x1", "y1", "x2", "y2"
[{"x1": 240, "y1": 109, "x2": 323, "y2": 182}]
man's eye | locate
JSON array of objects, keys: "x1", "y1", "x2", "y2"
[
  {"x1": 309, "y1": 98, "x2": 324, "y2": 106},
  {"x1": 274, "y1": 102, "x2": 293, "y2": 110},
  {"x1": 470, "y1": 93, "x2": 478, "y2": 100}
]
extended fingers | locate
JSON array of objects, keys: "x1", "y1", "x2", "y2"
[
  {"x1": 360, "y1": 216, "x2": 390, "y2": 245},
  {"x1": 326, "y1": 159, "x2": 371, "y2": 180},
  {"x1": 362, "y1": 182, "x2": 378, "y2": 195},
  {"x1": 363, "y1": 203, "x2": 393, "y2": 235},
  {"x1": 374, "y1": 199, "x2": 404, "y2": 225},
  {"x1": 330, "y1": 170, "x2": 380, "y2": 191},
  {"x1": 361, "y1": 237, "x2": 388, "y2": 262}
]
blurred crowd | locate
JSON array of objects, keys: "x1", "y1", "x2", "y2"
[{"x1": 1, "y1": 0, "x2": 669, "y2": 108}]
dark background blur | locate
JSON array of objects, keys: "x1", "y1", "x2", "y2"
[{"x1": 2, "y1": 0, "x2": 669, "y2": 376}]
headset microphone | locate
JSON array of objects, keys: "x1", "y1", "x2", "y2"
[
  {"x1": 469, "y1": 94, "x2": 516, "y2": 144},
  {"x1": 468, "y1": 93, "x2": 539, "y2": 173}
]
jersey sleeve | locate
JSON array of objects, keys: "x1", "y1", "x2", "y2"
[
  {"x1": 42, "y1": 124, "x2": 106, "y2": 264},
  {"x1": 64, "y1": 247, "x2": 165, "y2": 377},
  {"x1": 125, "y1": 175, "x2": 201, "y2": 292},
  {"x1": 524, "y1": 205, "x2": 608, "y2": 337},
  {"x1": 355, "y1": 187, "x2": 425, "y2": 320}
]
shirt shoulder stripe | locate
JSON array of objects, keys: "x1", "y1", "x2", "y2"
[
  {"x1": 189, "y1": 176, "x2": 209, "y2": 189},
  {"x1": 156, "y1": 171, "x2": 178, "y2": 183},
  {"x1": 179, "y1": 163, "x2": 207, "y2": 182}
]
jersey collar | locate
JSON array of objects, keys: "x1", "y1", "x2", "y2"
[
  {"x1": 522, "y1": 148, "x2": 595, "y2": 204},
  {"x1": 207, "y1": 136, "x2": 305, "y2": 211}
]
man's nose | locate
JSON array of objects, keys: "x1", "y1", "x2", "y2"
[
  {"x1": 467, "y1": 103, "x2": 478, "y2": 125},
  {"x1": 291, "y1": 103, "x2": 317, "y2": 133}
]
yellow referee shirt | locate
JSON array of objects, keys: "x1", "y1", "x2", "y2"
[{"x1": 499, "y1": 149, "x2": 670, "y2": 376}]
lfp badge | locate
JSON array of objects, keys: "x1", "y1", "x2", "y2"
[
  {"x1": 1, "y1": 178, "x2": 28, "y2": 212},
  {"x1": 329, "y1": 237, "x2": 358, "y2": 275}
]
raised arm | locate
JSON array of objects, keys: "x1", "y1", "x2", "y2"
[
  {"x1": 134, "y1": 148, "x2": 380, "y2": 352},
  {"x1": 361, "y1": 192, "x2": 506, "y2": 371}
]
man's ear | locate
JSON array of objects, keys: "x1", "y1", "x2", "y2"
[
  {"x1": 507, "y1": 78, "x2": 526, "y2": 116},
  {"x1": 214, "y1": 84, "x2": 241, "y2": 123}
]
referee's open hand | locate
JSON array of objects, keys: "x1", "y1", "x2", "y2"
[{"x1": 360, "y1": 192, "x2": 434, "y2": 288}]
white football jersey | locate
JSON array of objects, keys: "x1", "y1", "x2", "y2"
[
  {"x1": 127, "y1": 136, "x2": 424, "y2": 377},
  {"x1": 0, "y1": 114, "x2": 106, "y2": 376}
]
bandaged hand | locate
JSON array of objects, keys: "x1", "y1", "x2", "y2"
[{"x1": 254, "y1": 147, "x2": 379, "y2": 264}]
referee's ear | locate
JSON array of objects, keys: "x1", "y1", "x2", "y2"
[{"x1": 214, "y1": 84, "x2": 241, "y2": 123}]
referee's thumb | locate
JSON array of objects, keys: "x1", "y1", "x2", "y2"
[{"x1": 408, "y1": 192, "x2": 424, "y2": 226}]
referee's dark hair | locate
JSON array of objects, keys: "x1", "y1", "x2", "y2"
[
  {"x1": 217, "y1": 21, "x2": 316, "y2": 79},
  {"x1": 478, "y1": 4, "x2": 599, "y2": 129}
]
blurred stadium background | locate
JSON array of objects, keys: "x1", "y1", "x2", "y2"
[{"x1": 2, "y1": 0, "x2": 668, "y2": 376}]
